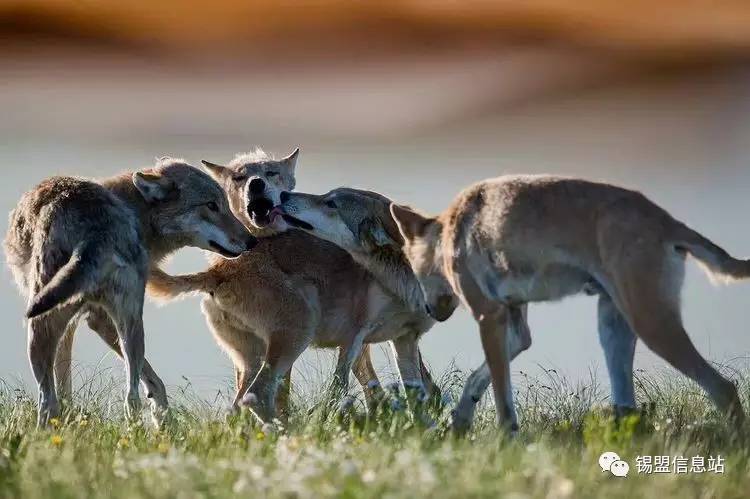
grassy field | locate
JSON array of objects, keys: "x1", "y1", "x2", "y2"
[{"x1": 1, "y1": 367, "x2": 749, "y2": 499}]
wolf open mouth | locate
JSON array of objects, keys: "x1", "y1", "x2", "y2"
[
  {"x1": 247, "y1": 198, "x2": 274, "y2": 226},
  {"x1": 281, "y1": 214, "x2": 314, "y2": 230}
]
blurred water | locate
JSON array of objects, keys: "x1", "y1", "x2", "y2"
[{"x1": 2, "y1": 58, "x2": 750, "y2": 404}]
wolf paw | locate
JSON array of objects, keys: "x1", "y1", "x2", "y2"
[
  {"x1": 338, "y1": 395, "x2": 358, "y2": 414},
  {"x1": 450, "y1": 409, "x2": 473, "y2": 436}
]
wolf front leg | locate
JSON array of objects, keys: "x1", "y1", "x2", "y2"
[
  {"x1": 597, "y1": 292, "x2": 637, "y2": 416},
  {"x1": 452, "y1": 305, "x2": 530, "y2": 434},
  {"x1": 86, "y1": 308, "x2": 169, "y2": 424},
  {"x1": 391, "y1": 332, "x2": 428, "y2": 399},
  {"x1": 352, "y1": 344, "x2": 386, "y2": 411},
  {"x1": 101, "y1": 281, "x2": 147, "y2": 422},
  {"x1": 476, "y1": 305, "x2": 517, "y2": 432},
  {"x1": 329, "y1": 333, "x2": 367, "y2": 415},
  {"x1": 241, "y1": 324, "x2": 314, "y2": 424}
]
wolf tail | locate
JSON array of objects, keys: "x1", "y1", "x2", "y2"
[
  {"x1": 146, "y1": 267, "x2": 218, "y2": 302},
  {"x1": 672, "y1": 220, "x2": 750, "y2": 283},
  {"x1": 26, "y1": 242, "x2": 102, "y2": 319}
]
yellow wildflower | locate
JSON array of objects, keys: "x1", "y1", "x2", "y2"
[
  {"x1": 255, "y1": 431, "x2": 265, "y2": 441},
  {"x1": 117, "y1": 437, "x2": 130, "y2": 449},
  {"x1": 50, "y1": 435, "x2": 63, "y2": 446},
  {"x1": 49, "y1": 418, "x2": 61, "y2": 428}
]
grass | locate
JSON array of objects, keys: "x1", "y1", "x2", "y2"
[{"x1": 1, "y1": 364, "x2": 749, "y2": 499}]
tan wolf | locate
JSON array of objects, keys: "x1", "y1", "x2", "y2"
[
  {"x1": 148, "y1": 150, "x2": 440, "y2": 423},
  {"x1": 391, "y1": 175, "x2": 748, "y2": 432},
  {"x1": 4, "y1": 158, "x2": 255, "y2": 426}
]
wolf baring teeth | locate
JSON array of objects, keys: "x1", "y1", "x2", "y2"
[
  {"x1": 147, "y1": 150, "x2": 441, "y2": 423},
  {"x1": 4, "y1": 158, "x2": 254, "y2": 427},
  {"x1": 201, "y1": 147, "x2": 299, "y2": 231}
]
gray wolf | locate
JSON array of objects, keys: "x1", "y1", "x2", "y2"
[
  {"x1": 149, "y1": 150, "x2": 440, "y2": 422},
  {"x1": 391, "y1": 175, "x2": 748, "y2": 432},
  {"x1": 270, "y1": 187, "x2": 449, "y2": 415},
  {"x1": 4, "y1": 158, "x2": 255, "y2": 426}
]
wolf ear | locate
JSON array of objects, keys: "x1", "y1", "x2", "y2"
[
  {"x1": 200, "y1": 160, "x2": 229, "y2": 180},
  {"x1": 279, "y1": 147, "x2": 299, "y2": 171},
  {"x1": 390, "y1": 204, "x2": 433, "y2": 242},
  {"x1": 359, "y1": 217, "x2": 399, "y2": 249},
  {"x1": 371, "y1": 221, "x2": 397, "y2": 247},
  {"x1": 133, "y1": 171, "x2": 176, "y2": 203}
]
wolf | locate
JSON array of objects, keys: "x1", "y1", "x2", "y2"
[
  {"x1": 4, "y1": 158, "x2": 255, "y2": 426},
  {"x1": 390, "y1": 175, "x2": 749, "y2": 432},
  {"x1": 268, "y1": 187, "x2": 452, "y2": 412},
  {"x1": 148, "y1": 150, "x2": 440, "y2": 422}
]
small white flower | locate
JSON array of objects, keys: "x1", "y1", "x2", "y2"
[
  {"x1": 548, "y1": 477, "x2": 574, "y2": 499},
  {"x1": 233, "y1": 477, "x2": 250, "y2": 494},
  {"x1": 249, "y1": 465, "x2": 265, "y2": 481},
  {"x1": 362, "y1": 470, "x2": 377, "y2": 483}
]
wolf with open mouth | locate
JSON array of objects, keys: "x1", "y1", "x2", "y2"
[{"x1": 148, "y1": 149, "x2": 442, "y2": 423}]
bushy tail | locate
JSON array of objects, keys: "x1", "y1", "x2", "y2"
[
  {"x1": 146, "y1": 267, "x2": 218, "y2": 302},
  {"x1": 672, "y1": 221, "x2": 750, "y2": 284},
  {"x1": 26, "y1": 243, "x2": 101, "y2": 318}
]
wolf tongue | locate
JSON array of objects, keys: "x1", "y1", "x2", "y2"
[{"x1": 269, "y1": 206, "x2": 285, "y2": 221}]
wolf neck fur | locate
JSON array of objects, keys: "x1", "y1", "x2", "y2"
[
  {"x1": 350, "y1": 244, "x2": 426, "y2": 313},
  {"x1": 102, "y1": 173, "x2": 186, "y2": 264}
]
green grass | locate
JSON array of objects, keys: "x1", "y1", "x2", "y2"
[{"x1": 1, "y1": 365, "x2": 749, "y2": 499}]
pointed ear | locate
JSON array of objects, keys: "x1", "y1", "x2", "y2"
[
  {"x1": 133, "y1": 171, "x2": 176, "y2": 203},
  {"x1": 200, "y1": 160, "x2": 229, "y2": 180},
  {"x1": 359, "y1": 217, "x2": 399, "y2": 249},
  {"x1": 390, "y1": 204, "x2": 432, "y2": 242},
  {"x1": 371, "y1": 221, "x2": 397, "y2": 247},
  {"x1": 279, "y1": 147, "x2": 299, "y2": 171}
]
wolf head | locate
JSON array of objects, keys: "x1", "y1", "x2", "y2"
[
  {"x1": 275, "y1": 187, "x2": 458, "y2": 320},
  {"x1": 133, "y1": 158, "x2": 256, "y2": 258},
  {"x1": 390, "y1": 205, "x2": 459, "y2": 322},
  {"x1": 274, "y1": 187, "x2": 398, "y2": 255},
  {"x1": 201, "y1": 148, "x2": 298, "y2": 230}
]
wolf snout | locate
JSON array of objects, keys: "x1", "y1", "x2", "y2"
[{"x1": 425, "y1": 298, "x2": 455, "y2": 322}]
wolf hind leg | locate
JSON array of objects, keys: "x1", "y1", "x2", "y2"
[
  {"x1": 28, "y1": 304, "x2": 80, "y2": 426},
  {"x1": 607, "y1": 245, "x2": 744, "y2": 424},
  {"x1": 54, "y1": 318, "x2": 80, "y2": 405},
  {"x1": 597, "y1": 292, "x2": 637, "y2": 415}
]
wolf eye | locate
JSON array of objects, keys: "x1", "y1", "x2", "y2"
[
  {"x1": 266, "y1": 171, "x2": 279, "y2": 178},
  {"x1": 232, "y1": 175, "x2": 247, "y2": 183},
  {"x1": 206, "y1": 201, "x2": 219, "y2": 212},
  {"x1": 325, "y1": 200, "x2": 337, "y2": 209}
]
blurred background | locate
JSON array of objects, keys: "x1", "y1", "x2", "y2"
[{"x1": 2, "y1": 1, "x2": 750, "y2": 403}]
